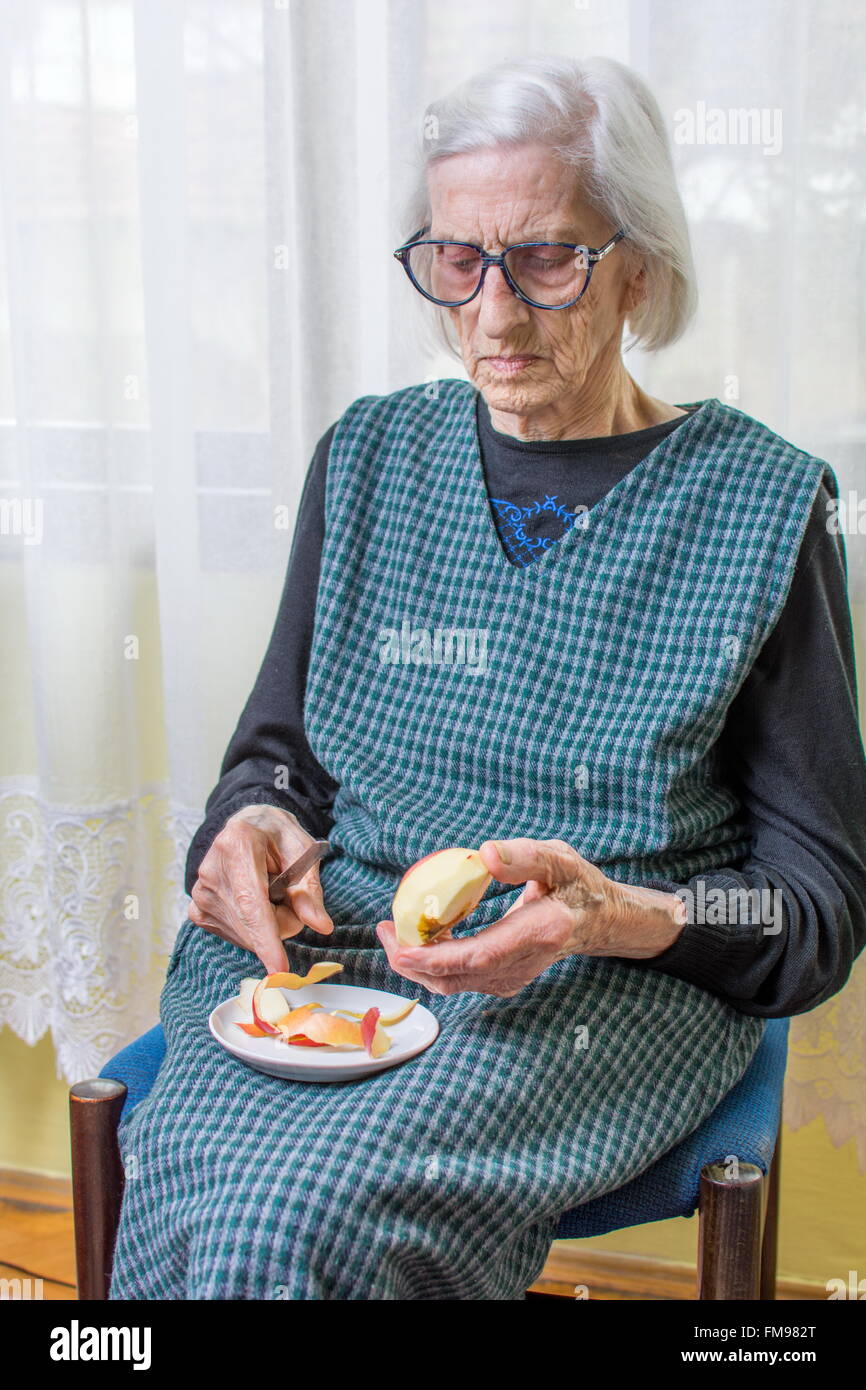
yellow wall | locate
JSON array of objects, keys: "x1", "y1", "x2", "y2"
[{"x1": 0, "y1": 1030, "x2": 72, "y2": 1178}]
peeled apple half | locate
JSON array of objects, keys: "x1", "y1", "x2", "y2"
[{"x1": 392, "y1": 847, "x2": 492, "y2": 946}]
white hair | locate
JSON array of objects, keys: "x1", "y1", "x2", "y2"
[{"x1": 402, "y1": 54, "x2": 697, "y2": 355}]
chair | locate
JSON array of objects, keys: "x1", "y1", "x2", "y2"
[{"x1": 69, "y1": 1017, "x2": 788, "y2": 1301}]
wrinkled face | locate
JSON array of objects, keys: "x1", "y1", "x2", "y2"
[{"x1": 426, "y1": 142, "x2": 641, "y2": 420}]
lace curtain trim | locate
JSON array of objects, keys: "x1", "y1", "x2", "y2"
[
  {"x1": 785, "y1": 953, "x2": 866, "y2": 1169},
  {"x1": 0, "y1": 777, "x2": 199, "y2": 1082}
]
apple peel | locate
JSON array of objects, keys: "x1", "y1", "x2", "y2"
[
  {"x1": 251, "y1": 968, "x2": 343, "y2": 1036},
  {"x1": 265, "y1": 964, "x2": 344, "y2": 990},
  {"x1": 236, "y1": 976, "x2": 395, "y2": 1058},
  {"x1": 272, "y1": 1002, "x2": 324, "y2": 1042},
  {"x1": 360, "y1": 1007, "x2": 380, "y2": 1055},
  {"x1": 299, "y1": 1006, "x2": 389, "y2": 1058},
  {"x1": 332, "y1": 998, "x2": 419, "y2": 1027}
]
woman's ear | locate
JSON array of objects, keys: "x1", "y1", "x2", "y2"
[{"x1": 621, "y1": 261, "x2": 647, "y2": 316}]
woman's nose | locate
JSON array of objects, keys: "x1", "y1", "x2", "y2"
[{"x1": 474, "y1": 264, "x2": 531, "y2": 335}]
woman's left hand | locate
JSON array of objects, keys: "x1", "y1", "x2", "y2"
[{"x1": 376, "y1": 838, "x2": 687, "y2": 998}]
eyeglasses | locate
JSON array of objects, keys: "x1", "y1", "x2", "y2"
[{"x1": 393, "y1": 227, "x2": 627, "y2": 310}]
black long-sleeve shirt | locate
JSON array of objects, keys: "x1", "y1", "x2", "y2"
[{"x1": 185, "y1": 394, "x2": 866, "y2": 1018}]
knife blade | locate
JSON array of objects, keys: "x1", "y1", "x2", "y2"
[{"x1": 267, "y1": 839, "x2": 331, "y2": 905}]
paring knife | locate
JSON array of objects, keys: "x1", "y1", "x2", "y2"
[{"x1": 267, "y1": 839, "x2": 331, "y2": 905}]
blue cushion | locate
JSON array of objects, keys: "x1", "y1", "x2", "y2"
[
  {"x1": 555, "y1": 1017, "x2": 788, "y2": 1238},
  {"x1": 99, "y1": 1024, "x2": 167, "y2": 1119},
  {"x1": 99, "y1": 1015, "x2": 787, "y2": 1238}
]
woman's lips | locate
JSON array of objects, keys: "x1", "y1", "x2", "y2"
[{"x1": 484, "y1": 355, "x2": 539, "y2": 375}]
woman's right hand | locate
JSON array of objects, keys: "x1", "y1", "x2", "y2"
[{"x1": 188, "y1": 804, "x2": 334, "y2": 973}]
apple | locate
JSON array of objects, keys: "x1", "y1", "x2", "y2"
[{"x1": 392, "y1": 847, "x2": 492, "y2": 946}]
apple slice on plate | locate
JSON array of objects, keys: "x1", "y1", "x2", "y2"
[{"x1": 237, "y1": 978, "x2": 293, "y2": 1029}]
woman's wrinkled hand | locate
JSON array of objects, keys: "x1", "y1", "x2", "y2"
[
  {"x1": 188, "y1": 804, "x2": 333, "y2": 973},
  {"x1": 376, "y1": 837, "x2": 686, "y2": 998}
]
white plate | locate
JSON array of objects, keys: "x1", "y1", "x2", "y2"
[{"x1": 209, "y1": 983, "x2": 440, "y2": 1083}]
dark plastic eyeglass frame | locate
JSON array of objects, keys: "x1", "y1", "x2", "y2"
[{"x1": 393, "y1": 227, "x2": 627, "y2": 310}]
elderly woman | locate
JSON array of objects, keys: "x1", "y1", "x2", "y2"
[{"x1": 110, "y1": 55, "x2": 866, "y2": 1300}]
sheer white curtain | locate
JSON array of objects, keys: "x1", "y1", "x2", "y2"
[{"x1": 0, "y1": 0, "x2": 864, "y2": 1159}]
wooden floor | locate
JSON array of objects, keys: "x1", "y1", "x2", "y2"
[{"x1": 0, "y1": 1170, "x2": 77, "y2": 1299}]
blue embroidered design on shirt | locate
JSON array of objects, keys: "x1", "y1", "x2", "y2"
[{"x1": 489, "y1": 494, "x2": 584, "y2": 566}]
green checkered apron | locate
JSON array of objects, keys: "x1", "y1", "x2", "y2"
[{"x1": 110, "y1": 381, "x2": 831, "y2": 1300}]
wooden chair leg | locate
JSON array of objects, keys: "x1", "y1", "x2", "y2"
[
  {"x1": 698, "y1": 1160, "x2": 765, "y2": 1299},
  {"x1": 69, "y1": 1079, "x2": 127, "y2": 1301},
  {"x1": 760, "y1": 1129, "x2": 781, "y2": 1301}
]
